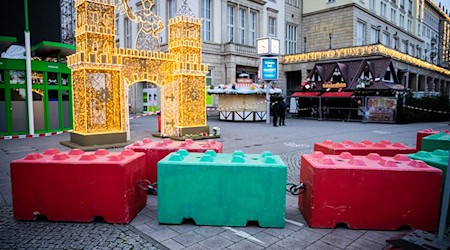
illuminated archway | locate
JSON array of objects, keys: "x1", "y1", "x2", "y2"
[{"x1": 67, "y1": 0, "x2": 208, "y2": 146}]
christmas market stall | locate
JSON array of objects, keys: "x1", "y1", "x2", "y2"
[
  {"x1": 291, "y1": 57, "x2": 404, "y2": 122},
  {"x1": 207, "y1": 74, "x2": 282, "y2": 121}
]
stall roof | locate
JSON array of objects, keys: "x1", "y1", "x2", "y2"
[
  {"x1": 292, "y1": 92, "x2": 321, "y2": 97},
  {"x1": 31, "y1": 41, "x2": 76, "y2": 58},
  {"x1": 0, "y1": 36, "x2": 17, "y2": 53},
  {"x1": 321, "y1": 92, "x2": 354, "y2": 97}
]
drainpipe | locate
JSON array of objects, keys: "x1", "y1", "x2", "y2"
[{"x1": 24, "y1": 0, "x2": 34, "y2": 135}]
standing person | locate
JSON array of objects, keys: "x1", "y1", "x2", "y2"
[
  {"x1": 272, "y1": 100, "x2": 279, "y2": 127},
  {"x1": 278, "y1": 98, "x2": 287, "y2": 126}
]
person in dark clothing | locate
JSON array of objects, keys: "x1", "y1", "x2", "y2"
[
  {"x1": 278, "y1": 98, "x2": 287, "y2": 126},
  {"x1": 272, "y1": 100, "x2": 279, "y2": 127}
]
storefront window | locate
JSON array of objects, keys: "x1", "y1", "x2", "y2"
[
  {"x1": 32, "y1": 91, "x2": 45, "y2": 131},
  {"x1": 62, "y1": 74, "x2": 69, "y2": 86},
  {"x1": 48, "y1": 72, "x2": 58, "y2": 85},
  {"x1": 32, "y1": 72, "x2": 44, "y2": 85},
  {"x1": 11, "y1": 89, "x2": 27, "y2": 132},
  {"x1": 62, "y1": 90, "x2": 71, "y2": 128},
  {"x1": 10, "y1": 70, "x2": 25, "y2": 84},
  {"x1": 48, "y1": 90, "x2": 60, "y2": 129},
  {"x1": 0, "y1": 89, "x2": 6, "y2": 133},
  {"x1": 0, "y1": 71, "x2": 4, "y2": 84}
]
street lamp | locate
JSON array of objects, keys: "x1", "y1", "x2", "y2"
[
  {"x1": 257, "y1": 37, "x2": 280, "y2": 124},
  {"x1": 329, "y1": 33, "x2": 332, "y2": 49}
]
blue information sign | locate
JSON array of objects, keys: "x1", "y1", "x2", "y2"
[{"x1": 260, "y1": 57, "x2": 279, "y2": 81}]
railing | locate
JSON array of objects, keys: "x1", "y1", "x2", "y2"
[{"x1": 224, "y1": 43, "x2": 257, "y2": 56}]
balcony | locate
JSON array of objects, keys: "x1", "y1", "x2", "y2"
[{"x1": 224, "y1": 43, "x2": 257, "y2": 56}]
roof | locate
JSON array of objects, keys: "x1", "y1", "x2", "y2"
[
  {"x1": 31, "y1": 41, "x2": 76, "y2": 58},
  {"x1": 0, "y1": 36, "x2": 17, "y2": 53}
]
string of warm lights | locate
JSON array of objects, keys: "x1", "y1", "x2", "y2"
[
  {"x1": 217, "y1": 100, "x2": 266, "y2": 111},
  {"x1": 283, "y1": 44, "x2": 450, "y2": 76}
]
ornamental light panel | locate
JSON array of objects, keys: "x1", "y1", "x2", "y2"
[{"x1": 67, "y1": 0, "x2": 208, "y2": 141}]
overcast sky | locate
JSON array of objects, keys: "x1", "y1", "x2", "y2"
[{"x1": 433, "y1": 0, "x2": 450, "y2": 10}]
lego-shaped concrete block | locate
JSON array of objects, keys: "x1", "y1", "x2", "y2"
[
  {"x1": 299, "y1": 151, "x2": 442, "y2": 230},
  {"x1": 421, "y1": 132, "x2": 450, "y2": 152},
  {"x1": 158, "y1": 150, "x2": 286, "y2": 228},
  {"x1": 314, "y1": 139, "x2": 416, "y2": 156},
  {"x1": 10, "y1": 148, "x2": 147, "y2": 223},
  {"x1": 125, "y1": 138, "x2": 223, "y2": 184},
  {"x1": 409, "y1": 149, "x2": 449, "y2": 223},
  {"x1": 416, "y1": 129, "x2": 449, "y2": 151}
]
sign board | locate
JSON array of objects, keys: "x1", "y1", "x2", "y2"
[
  {"x1": 322, "y1": 82, "x2": 347, "y2": 89},
  {"x1": 260, "y1": 57, "x2": 278, "y2": 81},
  {"x1": 365, "y1": 96, "x2": 397, "y2": 123}
]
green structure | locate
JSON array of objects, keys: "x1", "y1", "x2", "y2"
[
  {"x1": 422, "y1": 133, "x2": 450, "y2": 152},
  {"x1": 0, "y1": 38, "x2": 75, "y2": 136},
  {"x1": 409, "y1": 150, "x2": 449, "y2": 223},
  {"x1": 157, "y1": 150, "x2": 287, "y2": 228}
]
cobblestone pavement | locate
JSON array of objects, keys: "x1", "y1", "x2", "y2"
[{"x1": 1, "y1": 115, "x2": 449, "y2": 249}]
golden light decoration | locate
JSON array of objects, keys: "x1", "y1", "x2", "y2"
[
  {"x1": 67, "y1": 0, "x2": 208, "y2": 138},
  {"x1": 283, "y1": 44, "x2": 450, "y2": 76}
]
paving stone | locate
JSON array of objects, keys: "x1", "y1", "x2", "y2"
[
  {"x1": 252, "y1": 232, "x2": 280, "y2": 247},
  {"x1": 263, "y1": 227, "x2": 295, "y2": 239},
  {"x1": 133, "y1": 224, "x2": 155, "y2": 235},
  {"x1": 183, "y1": 243, "x2": 210, "y2": 250},
  {"x1": 130, "y1": 214, "x2": 153, "y2": 226},
  {"x1": 275, "y1": 236, "x2": 310, "y2": 249},
  {"x1": 331, "y1": 228, "x2": 365, "y2": 240},
  {"x1": 161, "y1": 238, "x2": 185, "y2": 250},
  {"x1": 194, "y1": 226, "x2": 225, "y2": 237},
  {"x1": 218, "y1": 230, "x2": 245, "y2": 243},
  {"x1": 305, "y1": 240, "x2": 342, "y2": 250},
  {"x1": 172, "y1": 231, "x2": 206, "y2": 247},
  {"x1": 321, "y1": 233, "x2": 354, "y2": 249},
  {"x1": 264, "y1": 244, "x2": 286, "y2": 250},
  {"x1": 290, "y1": 229, "x2": 323, "y2": 244},
  {"x1": 360, "y1": 231, "x2": 391, "y2": 245},
  {"x1": 227, "y1": 239, "x2": 264, "y2": 250},
  {"x1": 236, "y1": 225, "x2": 265, "y2": 235},
  {"x1": 304, "y1": 227, "x2": 334, "y2": 236},
  {"x1": 199, "y1": 235, "x2": 233, "y2": 249},
  {"x1": 147, "y1": 227, "x2": 179, "y2": 242},
  {"x1": 348, "y1": 238, "x2": 385, "y2": 250}
]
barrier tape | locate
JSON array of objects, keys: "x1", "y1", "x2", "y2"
[
  {"x1": 217, "y1": 100, "x2": 267, "y2": 111},
  {"x1": 0, "y1": 131, "x2": 69, "y2": 141},
  {"x1": 297, "y1": 107, "x2": 312, "y2": 111},
  {"x1": 404, "y1": 105, "x2": 450, "y2": 114},
  {"x1": 129, "y1": 112, "x2": 158, "y2": 120}
]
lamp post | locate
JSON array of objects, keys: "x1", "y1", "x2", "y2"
[
  {"x1": 257, "y1": 37, "x2": 280, "y2": 124},
  {"x1": 328, "y1": 33, "x2": 332, "y2": 49}
]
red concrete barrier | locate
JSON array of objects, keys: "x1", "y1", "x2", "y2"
[
  {"x1": 314, "y1": 139, "x2": 416, "y2": 156},
  {"x1": 10, "y1": 148, "x2": 147, "y2": 223},
  {"x1": 299, "y1": 151, "x2": 442, "y2": 231},
  {"x1": 416, "y1": 128, "x2": 450, "y2": 151},
  {"x1": 125, "y1": 138, "x2": 223, "y2": 184}
]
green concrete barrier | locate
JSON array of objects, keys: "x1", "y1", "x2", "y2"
[
  {"x1": 422, "y1": 133, "x2": 450, "y2": 152},
  {"x1": 157, "y1": 149, "x2": 287, "y2": 228}
]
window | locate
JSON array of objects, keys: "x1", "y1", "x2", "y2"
[
  {"x1": 201, "y1": 0, "x2": 211, "y2": 41},
  {"x1": 409, "y1": 43, "x2": 415, "y2": 56},
  {"x1": 206, "y1": 70, "x2": 212, "y2": 86},
  {"x1": 369, "y1": 0, "x2": 376, "y2": 10},
  {"x1": 269, "y1": 17, "x2": 276, "y2": 36},
  {"x1": 392, "y1": 36, "x2": 399, "y2": 48},
  {"x1": 370, "y1": 27, "x2": 378, "y2": 43},
  {"x1": 399, "y1": 14, "x2": 404, "y2": 28},
  {"x1": 418, "y1": 23, "x2": 421, "y2": 36},
  {"x1": 249, "y1": 12, "x2": 256, "y2": 46},
  {"x1": 417, "y1": 47, "x2": 422, "y2": 58},
  {"x1": 381, "y1": 32, "x2": 389, "y2": 45},
  {"x1": 400, "y1": 0, "x2": 405, "y2": 9},
  {"x1": 380, "y1": 2, "x2": 387, "y2": 17},
  {"x1": 285, "y1": 0, "x2": 298, "y2": 7},
  {"x1": 286, "y1": 23, "x2": 297, "y2": 54},
  {"x1": 356, "y1": 21, "x2": 366, "y2": 45},
  {"x1": 238, "y1": 9, "x2": 245, "y2": 44},
  {"x1": 407, "y1": 0, "x2": 412, "y2": 15},
  {"x1": 391, "y1": 9, "x2": 396, "y2": 23},
  {"x1": 168, "y1": 0, "x2": 176, "y2": 19},
  {"x1": 124, "y1": 17, "x2": 132, "y2": 48},
  {"x1": 227, "y1": 5, "x2": 234, "y2": 43},
  {"x1": 407, "y1": 19, "x2": 412, "y2": 32}
]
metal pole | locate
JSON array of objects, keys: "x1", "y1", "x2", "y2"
[
  {"x1": 437, "y1": 148, "x2": 450, "y2": 242},
  {"x1": 266, "y1": 80, "x2": 270, "y2": 124},
  {"x1": 24, "y1": 0, "x2": 34, "y2": 135}
]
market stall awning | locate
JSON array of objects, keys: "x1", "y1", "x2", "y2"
[
  {"x1": 0, "y1": 36, "x2": 17, "y2": 53},
  {"x1": 31, "y1": 41, "x2": 76, "y2": 58},
  {"x1": 321, "y1": 92, "x2": 354, "y2": 97},
  {"x1": 292, "y1": 92, "x2": 321, "y2": 97}
]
